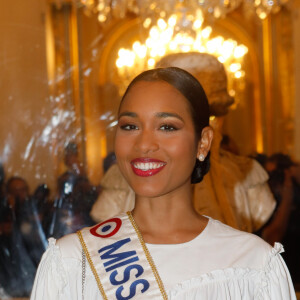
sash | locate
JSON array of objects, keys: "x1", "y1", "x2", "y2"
[{"x1": 77, "y1": 212, "x2": 167, "y2": 300}]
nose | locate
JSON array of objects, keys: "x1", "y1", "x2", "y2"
[{"x1": 134, "y1": 129, "x2": 159, "y2": 154}]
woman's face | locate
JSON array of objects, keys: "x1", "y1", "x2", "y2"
[{"x1": 115, "y1": 80, "x2": 206, "y2": 198}]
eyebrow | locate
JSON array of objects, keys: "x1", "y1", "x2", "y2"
[
  {"x1": 155, "y1": 112, "x2": 184, "y2": 122},
  {"x1": 118, "y1": 111, "x2": 137, "y2": 118},
  {"x1": 118, "y1": 111, "x2": 184, "y2": 122}
]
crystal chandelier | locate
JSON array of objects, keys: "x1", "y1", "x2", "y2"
[
  {"x1": 78, "y1": 0, "x2": 288, "y2": 99},
  {"x1": 115, "y1": 13, "x2": 248, "y2": 96},
  {"x1": 79, "y1": 0, "x2": 289, "y2": 22}
]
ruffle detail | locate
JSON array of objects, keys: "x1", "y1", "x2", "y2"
[
  {"x1": 168, "y1": 267, "x2": 258, "y2": 298},
  {"x1": 168, "y1": 243, "x2": 291, "y2": 300},
  {"x1": 271, "y1": 242, "x2": 284, "y2": 255},
  {"x1": 256, "y1": 243, "x2": 286, "y2": 299}
]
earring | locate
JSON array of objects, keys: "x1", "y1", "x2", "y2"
[{"x1": 198, "y1": 154, "x2": 205, "y2": 161}]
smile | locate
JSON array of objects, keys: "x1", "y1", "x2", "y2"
[{"x1": 131, "y1": 158, "x2": 166, "y2": 177}]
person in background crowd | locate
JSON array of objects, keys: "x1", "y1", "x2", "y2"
[
  {"x1": 0, "y1": 163, "x2": 5, "y2": 205},
  {"x1": 257, "y1": 153, "x2": 300, "y2": 286},
  {"x1": 0, "y1": 207, "x2": 35, "y2": 297},
  {"x1": 0, "y1": 198, "x2": 36, "y2": 297},
  {"x1": 61, "y1": 142, "x2": 85, "y2": 176},
  {"x1": 33, "y1": 183, "x2": 50, "y2": 215},
  {"x1": 32, "y1": 184, "x2": 52, "y2": 233},
  {"x1": 5, "y1": 176, "x2": 48, "y2": 266},
  {"x1": 6, "y1": 176, "x2": 30, "y2": 210},
  {"x1": 103, "y1": 151, "x2": 117, "y2": 173},
  {"x1": 48, "y1": 142, "x2": 99, "y2": 238},
  {"x1": 250, "y1": 152, "x2": 268, "y2": 169}
]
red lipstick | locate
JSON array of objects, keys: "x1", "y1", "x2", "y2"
[{"x1": 131, "y1": 158, "x2": 166, "y2": 177}]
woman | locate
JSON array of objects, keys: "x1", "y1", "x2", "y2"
[{"x1": 31, "y1": 67, "x2": 296, "y2": 299}]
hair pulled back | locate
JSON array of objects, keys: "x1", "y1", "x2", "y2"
[{"x1": 121, "y1": 67, "x2": 210, "y2": 183}]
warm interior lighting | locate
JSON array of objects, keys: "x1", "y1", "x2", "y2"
[
  {"x1": 116, "y1": 15, "x2": 248, "y2": 94},
  {"x1": 80, "y1": 0, "x2": 288, "y2": 24}
]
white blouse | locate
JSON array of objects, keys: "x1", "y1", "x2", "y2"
[{"x1": 30, "y1": 218, "x2": 296, "y2": 300}]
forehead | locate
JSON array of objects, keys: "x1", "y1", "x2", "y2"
[{"x1": 120, "y1": 80, "x2": 192, "y2": 115}]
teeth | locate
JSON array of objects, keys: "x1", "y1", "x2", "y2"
[{"x1": 133, "y1": 162, "x2": 165, "y2": 171}]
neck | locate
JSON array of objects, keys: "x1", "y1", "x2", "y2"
[{"x1": 131, "y1": 183, "x2": 207, "y2": 244}]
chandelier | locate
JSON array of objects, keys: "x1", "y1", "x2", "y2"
[
  {"x1": 78, "y1": 0, "x2": 288, "y2": 101},
  {"x1": 79, "y1": 0, "x2": 289, "y2": 22},
  {"x1": 115, "y1": 13, "x2": 248, "y2": 96}
]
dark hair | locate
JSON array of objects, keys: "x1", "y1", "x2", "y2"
[
  {"x1": 64, "y1": 142, "x2": 78, "y2": 155},
  {"x1": 268, "y1": 153, "x2": 295, "y2": 170},
  {"x1": 6, "y1": 176, "x2": 28, "y2": 193},
  {"x1": 267, "y1": 153, "x2": 295, "y2": 188},
  {"x1": 120, "y1": 67, "x2": 210, "y2": 183},
  {"x1": 250, "y1": 152, "x2": 268, "y2": 168},
  {"x1": 103, "y1": 152, "x2": 117, "y2": 173},
  {"x1": 33, "y1": 184, "x2": 50, "y2": 199},
  {"x1": 0, "y1": 163, "x2": 5, "y2": 185}
]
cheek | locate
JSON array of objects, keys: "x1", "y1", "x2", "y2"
[
  {"x1": 114, "y1": 131, "x2": 133, "y2": 172},
  {"x1": 165, "y1": 134, "x2": 198, "y2": 169},
  {"x1": 166, "y1": 133, "x2": 198, "y2": 156}
]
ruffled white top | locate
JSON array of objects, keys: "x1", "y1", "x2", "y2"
[{"x1": 30, "y1": 218, "x2": 296, "y2": 300}]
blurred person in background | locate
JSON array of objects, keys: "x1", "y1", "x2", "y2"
[
  {"x1": 262, "y1": 153, "x2": 300, "y2": 286},
  {"x1": 6, "y1": 176, "x2": 30, "y2": 210},
  {"x1": 0, "y1": 163, "x2": 5, "y2": 206},
  {"x1": 103, "y1": 151, "x2": 117, "y2": 173},
  {"x1": 250, "y1": 152, "x2": 268, "y2": 170},
  {"x1": 5, "y1": 176, "x2": 48, "y2": 266},
  {"x1": 32, "y1": 183, "x2": 52, "y2": 233},
  {"x1": 48, "y1": 142, "x2": 99, "y2": 238},
  {"x1": 0, "y1": 202, "x2": 36, "y2": 297}
]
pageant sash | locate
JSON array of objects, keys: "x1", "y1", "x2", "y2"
[{"x1": 77, "y1": 212, "x2": 167, "y2": 300}]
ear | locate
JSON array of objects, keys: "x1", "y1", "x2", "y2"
[{"x1": 197, "y1": 126, "x2": 214, "y2": 159}]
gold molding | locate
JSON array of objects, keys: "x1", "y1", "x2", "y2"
[
  {"x1": 262, "y1": 17, "x2": 273, "y2": 154},
  {"x1": 98, "y1": 17, "x2": 141, "y2": 85}
]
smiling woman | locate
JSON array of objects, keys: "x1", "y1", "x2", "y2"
[{"x1": 30, "y1": 67, "x2": 296, "y2": 300}]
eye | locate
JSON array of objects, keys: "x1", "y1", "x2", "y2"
[
  {"x1": 160, "y1": 124, "x2": 178, "y2": 131},
  {"x1": 120, "y1": 124, "x2": 139, "y2": 131}
]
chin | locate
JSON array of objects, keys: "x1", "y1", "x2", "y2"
[{"x1": 131, "y1": 184, "x2": 166, "y2": 199}]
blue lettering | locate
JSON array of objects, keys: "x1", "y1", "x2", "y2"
[
  {"x1": 98, "y1": 238, "x2": 137, "y2": 269},
  {"x1": 116, "y1": 279, "x2": 150, "y2": 300},
  {"x1": 106, "y1": 256, "x2": 139, "y2": 272},
  {"x1": 110, "y1": 264, "x2": 144, "y2": 285}
]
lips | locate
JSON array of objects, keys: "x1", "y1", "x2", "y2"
[{"x1": 131, "y1": 158, "x2": 166, "y2": 177}]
